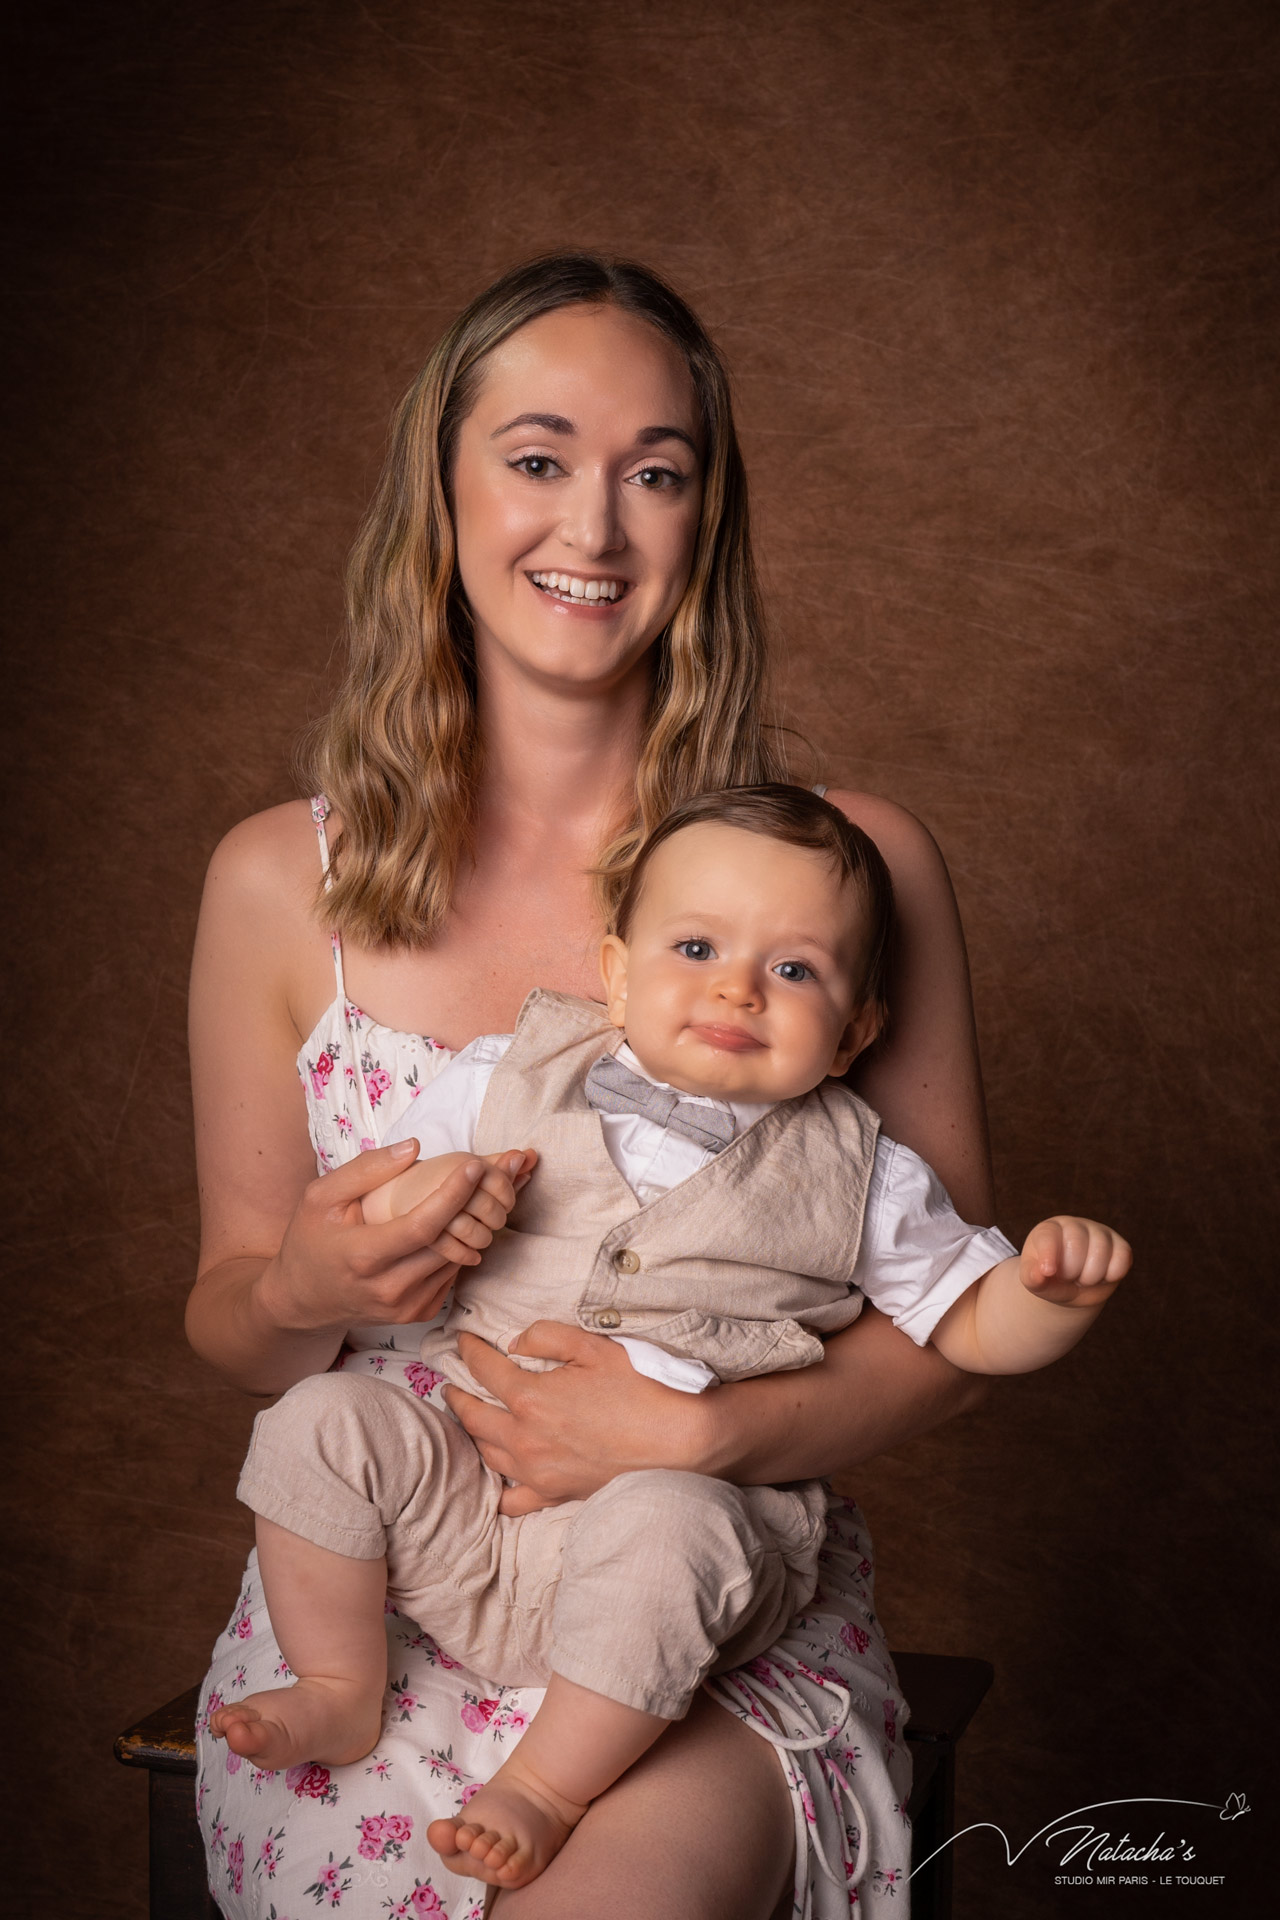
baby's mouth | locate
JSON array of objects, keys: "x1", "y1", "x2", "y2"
[
  {"x1": 529, "y1": 570, "x2": 629, "y2": 606},
  {"x1": 688, "y1": 1024, "x2": 767, "y2": 1054}
]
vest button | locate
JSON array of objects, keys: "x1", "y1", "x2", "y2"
[
  {"x1": 613, "y1": 1248, "x2": 641, "y2": 1274},
  {"x1": 596, "y1": 1308, "x2": 622, "y2": 1329}
]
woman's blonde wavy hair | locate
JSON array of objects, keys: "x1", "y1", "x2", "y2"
[{"x1": 303, "y1": 251, "x2": 791, "y2": 946}]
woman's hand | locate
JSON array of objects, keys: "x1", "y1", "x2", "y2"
[
  {"x1": 445, "y1": 1323, "x2": 711, "y2": 1516},
  {"x1": 445, "y1": 1307, "x2": 987, "y2": 1511},
  {"x1": 257, "y1": 1140, "x2": 524, "y2": 1334},
  {"x1": 186, "y1": 1142, "x2": 526, "y2": 1396}
]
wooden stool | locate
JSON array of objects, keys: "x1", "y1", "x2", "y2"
[{"x1": 116, "y1": 1651, "x2": 991, "y2": 1918}]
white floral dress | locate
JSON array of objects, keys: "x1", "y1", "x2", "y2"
[{"x1": 194, "y1": 799, "x2": 914, "y2": 1918}]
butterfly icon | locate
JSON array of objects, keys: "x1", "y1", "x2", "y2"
[{"x1": 1219, "y1": 1792, "x2": 1250, "y2": 1821}]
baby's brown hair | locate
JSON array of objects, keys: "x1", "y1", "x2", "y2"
[{"x1": 612, "y1": 784, "x2": 895, "y2": 1031}]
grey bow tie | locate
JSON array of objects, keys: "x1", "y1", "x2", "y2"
[{"x1": 584, "y1": 1052, "x2": 736, "y2": 1153}]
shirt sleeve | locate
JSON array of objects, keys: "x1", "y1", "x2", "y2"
[
  {"x1": 379, "y1": 1034, "x2": 514, "y2": 1160},
  {"x1": 852, "y1": 1137, "x2": 1018, "y2": 1346}
]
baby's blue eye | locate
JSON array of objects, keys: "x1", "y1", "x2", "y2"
[
  {"x1": 774, "y1": 960, "x2": 812, "y2": 983},
  {"x1": 676, "y1": 939, "x2": 714, "y2": 961}
]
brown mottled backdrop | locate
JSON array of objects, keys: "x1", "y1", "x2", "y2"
[{"x1": 3, "y1": 1, "x2": 1276, "y2": 1913}]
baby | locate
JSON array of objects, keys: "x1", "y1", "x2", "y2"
[{"x1": 212, "y1": 784, "x2": 1130, "y2": 1890}]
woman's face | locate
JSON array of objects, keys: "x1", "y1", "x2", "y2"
[{"x1": 451, "y1": 303, "x2": 704, "y2": 698}]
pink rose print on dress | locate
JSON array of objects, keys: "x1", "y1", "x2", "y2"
[
  {"x1": 364, "y1": 1064, "x2": 392, "y2": 1106},
  {"x1": 310, "y1": 1051, "x2": 336, "y2": 1098},
  {"x1": 356, "y1": 1811, "x2": 412, "y2": 1862},
  {"x1": 389, "y1": 1675, "x2": 421, "y2": 1720},
  {"x1": 227, "y1": 1836, "x2": 246, "y2": 1895},
  {"x1": 254, "y1": 1826, "x2": 286, "y2": 1880},
  {"x1": 459, "y1": 1693, "x2": 499, "y2": 1734},
  {"x1": 424, "y1": 1746, "x2": 465, "y2": 1785},
  {"x1": 873, "y1": 1865, "x2": 903, "y2": 1895},
  {"x1": 366, "y1": 1756, "x2": 393, "y2": 1780},
  {"x1": 882, "y1": 1697, "x2": 897, "y2": 1746},
  {"x1": 744, "y1": 1656, "x2": 781, "y2": 1690},
  {"x1": 201, "y1": 1691, "x2": 225, "y2": 1733},
  {"x1": 233, "y1": 1608, "x2": 254, "y2": 1641},
  {"x1": 305, "y1": 1852, "x2": 354, "y2": 1907},
  {"x1": 841, "y1": 1621, "x2": 870, "y2": 1656},
  {"x1": 459, "y1": 1781, "x2": 482, "y2": 1807},
  {"x1": 361, "y1": 1136, "x2": 376, "y2": 1151},
  {"x1": 209, "y1": 1810, "x2": 228, "y2": 1856},
  {"x1": 287, "y1": 1762, "x2": 339, "y2": 1806},
  {"x1": 403, "y1": 1362, "x2": 443, "y2": 1400},
  {"x1": 409, "y1": 1882, "x2": 446, "y2": 1915},
  {"x1": 226, "y1": 1749, "x2": 242, "y2": 1774}
]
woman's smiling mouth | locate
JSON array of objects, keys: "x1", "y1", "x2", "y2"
[{"x1": 529, "y1": 569, "x2": 629, "y2": 605}]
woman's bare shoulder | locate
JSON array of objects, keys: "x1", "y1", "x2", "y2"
[
  {"x1": 823, "y1": 787, "x2": 953, "y2": 894},
  {"x1": 193, "y1": 799, "x2": 332, "y2": 1047},
  {"x1": 202, "y1": 798, "x2": 325, "y2": 917}
]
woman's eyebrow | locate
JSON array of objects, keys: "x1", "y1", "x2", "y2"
[
  {"x1": 490, "y1": 413, "x2": 698, "y2": 455},
  {"x1": 491, "y1": 411, "x2": 574, "y2": 438}
]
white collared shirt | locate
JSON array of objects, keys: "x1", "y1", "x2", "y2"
[{"x1": 383, "y1": 1033, "x2": 1015, "y2": 1391}]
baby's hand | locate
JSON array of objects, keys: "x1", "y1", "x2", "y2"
[
  {"x1": 361, "y1": 1148, "x2": 537, "y2": 1270},
  {"x1": 1020, "y1": 1216, "x2": 1131, "y2": 1308}
]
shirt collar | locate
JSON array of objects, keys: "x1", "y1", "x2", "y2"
[{"x1": 615, "y1": 1040, "x2": 775, "y2": 1132}]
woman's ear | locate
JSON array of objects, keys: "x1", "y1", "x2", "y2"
[
  {"x1": 828, "y1": 1002, "x2": 883, "y2": 1078},
  {"x1": 599, "y1": 935, "x2": 630, "y2": 1029}
]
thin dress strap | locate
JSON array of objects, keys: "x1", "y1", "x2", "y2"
[
  {"x1": 310, "y1": 795, "x2": 347, "y2": 1006},
  {"x1": 811, "y1": 783, "x2": 828, "y2": 798}
]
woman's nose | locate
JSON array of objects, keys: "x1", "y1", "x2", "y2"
[{"x1": 560, "y1": 471, "x2": 624, "y2": 558}]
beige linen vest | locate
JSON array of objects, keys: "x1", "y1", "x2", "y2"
[{"x1": 419, "y1": 990, "x2": 880, "y2": 1401}]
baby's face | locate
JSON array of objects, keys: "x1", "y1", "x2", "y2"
[{"x1": 600, "y1": 822, "x2": 879, "y2": 1104}]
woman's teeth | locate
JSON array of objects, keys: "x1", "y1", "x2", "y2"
[{"x1": 530, "y1": 571, "x2": 624, "y2": 604}]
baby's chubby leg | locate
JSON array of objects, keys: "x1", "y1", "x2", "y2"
[
  {"x1": 428, "y1": 1468, "x2": 820, "y2": 1889},
  {"x1": 211, "y1": 1368, "x2": 507, "y2": 1769},
  {"x1": 211, "y1": 1522, "x2": 389, "y2": 1769},
  {"x1": 428, "y1": 1676, "x2": 669, "y2": 1888}
]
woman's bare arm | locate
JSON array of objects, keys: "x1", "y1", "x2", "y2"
[
  {"x1": 830, "y1": 788, "x2": 996, "y2": 1226},
  {"x1": 185, "y1": 806, "x2": 513, "y2": 1395}
]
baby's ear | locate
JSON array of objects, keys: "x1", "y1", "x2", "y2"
[
  {"x1": 598, "y1": 935, "x2": 630, "y2": 1029},
  {"x1": 829, "y1": 1002, "x2": 883, "y2": 1078}
]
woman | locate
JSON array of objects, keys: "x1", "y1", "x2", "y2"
[{"x1": 188, "y1": 253, "x2": 993, "y2": 1919}]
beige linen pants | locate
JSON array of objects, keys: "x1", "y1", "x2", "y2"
[{"x1": 239, "y1": 1371, "x2": 826, "y2": 1720}]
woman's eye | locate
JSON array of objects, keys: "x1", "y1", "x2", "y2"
[
  {"x1": 631, "y1": 465, "x2": 681, "y2": 490},
  {"x1": 676, "y1": 939, "x2": 714, "y2": 962},
  {"x1": 773, "y1": 960, "x2": 813, "y2": 983},
  {"x1": 511, "y1": 454, "x2": 560, "y2": 479}
]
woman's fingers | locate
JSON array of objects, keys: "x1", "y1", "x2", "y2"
[
  {"x1": 444, "y1": 1377, "x2": 518, "y2": 1450},
  {"x1": 453, "y1": 1332, "x2": 530, "y2": 1406},
  {"x1": 507, "y1": 1319, "x2": 625, "y2": 1366},
  {"x1": 358, "y1": 1160, "x2": 486, "y2": 1261},
  {"x1": 306, "y1": 1139, "x2": 422, "y2": 1220},
  {"x1": 497, "y1": 1482, "x2": 555, "y2": 1517}
]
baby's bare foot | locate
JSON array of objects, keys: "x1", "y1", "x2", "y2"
[
  {"x1": 210, "y1": 1681, "x2": 381, "y2": 1771},
  {"x1": 426, "y1": 1752, "x2": 587, "y2": 1888}
]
